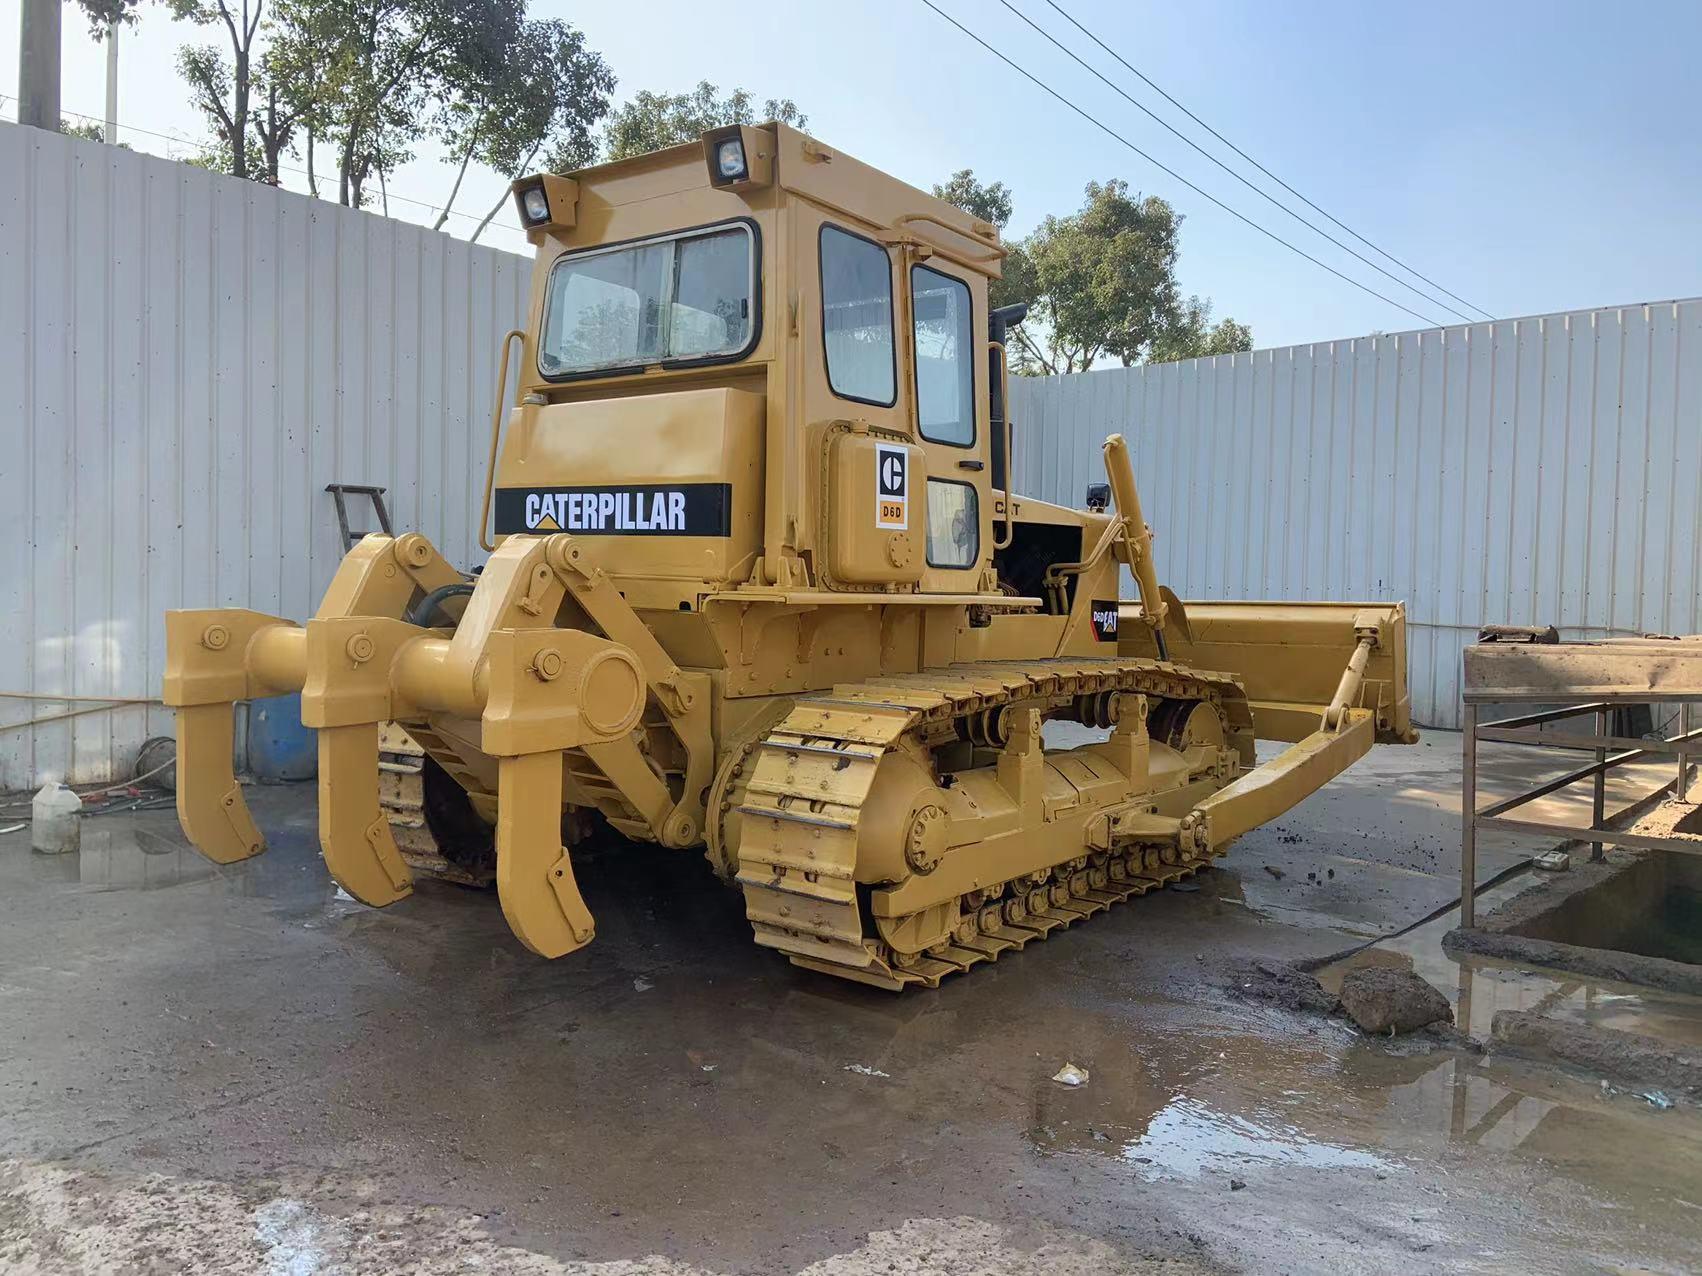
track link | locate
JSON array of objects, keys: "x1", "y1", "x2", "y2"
[{"x1": 734, "y1": 657, "x2": 1251, "y2": 989}]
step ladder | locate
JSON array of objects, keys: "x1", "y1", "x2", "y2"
[{"x1": 326, "y1": 484, "x2": 393, "y2": 549}]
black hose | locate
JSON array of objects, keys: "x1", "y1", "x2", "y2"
[{"x1": 407, "y1": 583, "x2": 476, "y2": 628}]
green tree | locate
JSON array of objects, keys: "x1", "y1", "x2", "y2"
[
  {"x1": 1149, "y1": 297, "x2": 1253, "y2": 363},
  {"x1": 435, "y1": 18, "x2": 614, "y2": 238},
  {"x1": 60, "y1": 118, "x2": 131, "y2": 146},
  {"x1": 932, "y1": 169, "x2": 1012, "y2": 231},
  {"x1": 932, "y1": 168, "x2": 1029, "y2": 312},
  {"x1": 265, "y1": 0, "x2": 521, "y2": 207},
  {"x1": 170, "y1": 0, "x2": 268, "y2": 181},
  {"x1": 71, "y1": 0, "x2": 144, "y2": 33},
  {"x1": 997, "y1": 179, "x2": 1248, "y2": 374},
  {"x1": 601, "y1": 81, "x2": 805, "y2": 162}
]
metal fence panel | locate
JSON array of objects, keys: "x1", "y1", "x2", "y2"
[
  {"x1": 1009, "y1": 299, "x2": 1702, "y2": 729},
  {"x1": 6, "y1": 120, "x2": 1699, "y2": 776},
  {"x1": 1, "y1": 123, "x2": 530, "y2": 787}
]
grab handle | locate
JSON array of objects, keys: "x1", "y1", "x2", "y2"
[
  {"x1": 989, "y1": 339, "x2": 1014, "y2": 550},
  {"x1": 479, "y1": 329, "x2": 528, "y2": 553}
]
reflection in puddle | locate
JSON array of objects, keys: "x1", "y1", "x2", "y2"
[
  {"x1": 77, "y1": 826, "x2": 218, "y2": 891},
  {"x1": 1119, "y1": 1097, "x2": 1394, "y2": 1180},
  {"x1": 1317, "y1": 880, "x2": 1702, "y2": 1051}
]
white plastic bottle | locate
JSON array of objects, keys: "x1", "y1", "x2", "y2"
[{"x1": 30, "y1": 782, "x2": 82, "y2": 854}]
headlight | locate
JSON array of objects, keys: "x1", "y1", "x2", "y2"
[
  {"x1": 715, "y1": 138, "x2": 747, "y2": 181},
  {"x1": 520, "y1": 186, "x2": 551, "y2": 224}
]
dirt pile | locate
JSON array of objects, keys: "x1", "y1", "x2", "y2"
[
  {"x1": 1222, "y1": 959, "x2": 1338, "y2": 1014},
  {"x1": 1491, "y1": 1011, "x2": 1702, "y2": 1102},
  {"x1": 1336, "y1": 967, "x2": 1452, "y2": 1035}
]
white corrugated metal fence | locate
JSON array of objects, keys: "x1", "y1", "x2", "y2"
[
  {"x1": 1010, "y1": 301, "x2": 1702, "y2": 729},
  {"x1": 7, "y1": 119, "x2": 1698, "y2": 781},
  {"x1": 1, "y1": 123, "x2": 531, "y2": 788}
]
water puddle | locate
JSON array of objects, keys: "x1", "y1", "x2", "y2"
[
  {"x1": 1316, "y1": 872, "x2": 1702, "y2": 1051},
  {"x1": 76, "y1": 825, "x2": 219, "y2": 891},
  {"x1": 1025, "y1": 1023, "x2": 1400, "y2": 1181},
  {"x1": 1116, "y1": 1096, "x2": 1394, "y2": 1179},
  {"x1": 65, "y1": 817, "x2": 363, "y2": 932}
]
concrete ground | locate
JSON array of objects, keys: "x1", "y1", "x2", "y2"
[{"x1": 3, "y1": 731, "x2": 1700, "y2": 1274}]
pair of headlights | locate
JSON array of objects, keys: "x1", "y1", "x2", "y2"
[{"x1": 514, "y1": 131, "x2": 757, "y2": 232}]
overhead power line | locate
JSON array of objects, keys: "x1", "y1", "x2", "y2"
[
  {"x1": 1041, "y1": 0, "x2": 1496, "y2": 322},
  {"x1": 999, "y1": 0, "x2": 1480, "y2": 325},
  {"x1": 917, "y1": 0, "x2": 1446, "y2": 329}
]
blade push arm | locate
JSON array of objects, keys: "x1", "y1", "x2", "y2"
[{"x1": 1182, "y1": 612, "x2": 1402, "y2": 852}]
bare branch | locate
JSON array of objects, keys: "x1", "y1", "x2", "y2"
[
  {"x1": 470, "y1": 139, "x2": 541, "y2": 242},
  {"x1": 434, "y1": 121, "x2": 481, "y2": 231}
]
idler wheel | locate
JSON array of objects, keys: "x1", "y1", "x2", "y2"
[{"x1": 904, "y1": 804, "x2": 948, "y2": 874}]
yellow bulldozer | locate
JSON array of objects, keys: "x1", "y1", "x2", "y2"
[{"x1": 163, "y1": 123, "x2": 1415, "y2": 990}]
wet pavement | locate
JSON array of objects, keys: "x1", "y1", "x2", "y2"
[{"x1": 3, "y1": 733, "x2": 1701, "y2": 1273}]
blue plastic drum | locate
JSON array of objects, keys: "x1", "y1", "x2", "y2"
[{"x1": 247, "y1": 692, "x2": 317, "y2": 781}]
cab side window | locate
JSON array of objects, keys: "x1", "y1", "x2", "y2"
[
  {"x1": 820, "y1": 226, "x2": 895, "y2": 406},
  {"x1": 911, "y1": 264, "x2": 974, "y2": 446}
]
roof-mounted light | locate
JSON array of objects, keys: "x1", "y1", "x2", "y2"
[
  {"x1": 715, "y1": 137, "x2": 748, "y2": 182},
  {"x1": 702, "y1": 125, "x2": 773, "y2": 191},
  {"x1": 508, "y1": 174, "x2": 580, "y2": 242}
]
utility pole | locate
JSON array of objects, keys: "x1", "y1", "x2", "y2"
[
  {"x1": 104, "y1": 18, "x2": 118, "y2": 143},
  {"x1": 17, "y1": 0, "x2": 63, "y2": 131}
]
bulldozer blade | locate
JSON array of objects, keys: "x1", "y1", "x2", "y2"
[
  {"x1": 174, "y1": 703, "x2": 265, "y2": 864},
  {"x1": 496, "y1": 751, "x2": 595, "y2": 958},
  {"x1": 1120, "y1": 600, "x2": 1416, "y2": 745},
  {"x1": 316, "y1": 722, "x2": 414, "y2": 906}
]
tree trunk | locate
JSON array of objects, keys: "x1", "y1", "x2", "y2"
[
  {"x1": 256, "y1": 87, "x2": 285, "y2": 184},
  {"x1": 306, "y1": 128, "x2": 319, "y2": 197},
  {"x1": 469, "y1": 143, "x2": 541, "y2": 243},
  {"x1": 338, "y1": 133, "x2": 357, "y2": 206},
  {"x1": 377, "y1": 163, "x2": 389, "y2": 217},
  {"x1": 1015, "y1": 328, "x2": 1053, "y2": 375},
  {"x1": 230, "y1": 47, "x2": 250, "y2": 180},
  {"x1": 433, "y1": 127, "x2": 480, "y2": 231},
  {"x1": 468, "y1": 187, "x2": 508, "y2": 244}
]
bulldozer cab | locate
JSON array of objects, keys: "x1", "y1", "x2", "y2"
[{"x1": 498, "y1": 122, "x2": 1007, "y2": 605}]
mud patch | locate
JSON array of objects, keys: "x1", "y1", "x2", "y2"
[
  {"x1": 1219, "y1": 959, "x2": 1338, "y2": 1015},
  {"x1": 1490, "y1": 1011, "x2": 1702, "y2": 1104},
  {"x1": 0, "y1": 1160, "x2": 1214, "y2": 1275}
]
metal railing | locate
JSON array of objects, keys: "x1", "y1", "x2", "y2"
[{"x1": 1460, "y1": 701, "x2": 1698, "y2": 926}]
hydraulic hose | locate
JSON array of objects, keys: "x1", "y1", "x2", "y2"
[{"x1": 407, "y1": 583, "x2": 476, "y2": 629}]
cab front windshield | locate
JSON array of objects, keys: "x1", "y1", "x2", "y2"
[{"x1": 538, "y1": 223, "x2": 754, "y2": 377}]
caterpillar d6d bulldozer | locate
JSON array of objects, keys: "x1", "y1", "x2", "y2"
[{"x1": 163, "y1": 123, "x2": 1416, "y2": 989}]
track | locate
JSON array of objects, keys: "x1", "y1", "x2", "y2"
[{"x1": 733, "y1": 657, "x2": 1252, "y2": 989}]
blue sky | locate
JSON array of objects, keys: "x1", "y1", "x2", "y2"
[{"x1": 6, "y1": 0, "x2": 1699, "y2": 348}]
